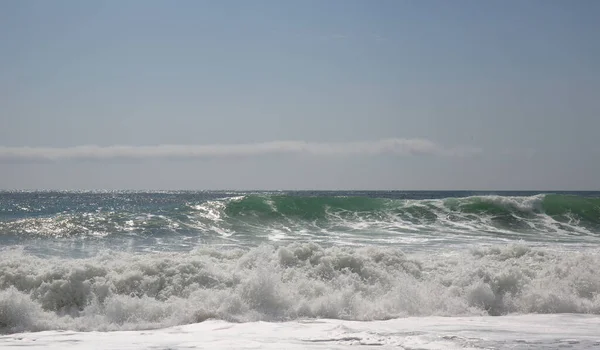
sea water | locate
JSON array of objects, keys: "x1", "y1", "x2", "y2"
[{"x1": 1, "y1": 191, "x2": 599, "y2": 349}]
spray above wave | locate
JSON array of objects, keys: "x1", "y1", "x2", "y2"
[{"x1": 1, "y1": 243, "x2": 599, "y2": 333}]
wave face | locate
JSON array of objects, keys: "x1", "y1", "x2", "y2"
[
  {"x1": 1, "y1": 243, "x2": 599, "y2": 333},
  {"x1": 225, "y1": 193, "x2": 600, "y2": 231},
  {"x1": 1, "y1": 192, "x2": 599, "y2": 251}
]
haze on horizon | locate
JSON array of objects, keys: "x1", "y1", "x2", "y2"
[{"x1": 1, "y1": 0, "x2": 599, "y2": 190}]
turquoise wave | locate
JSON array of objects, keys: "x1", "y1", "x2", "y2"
[{"x1": 1, "y1": 194, "x2": 599, "y2": 238}]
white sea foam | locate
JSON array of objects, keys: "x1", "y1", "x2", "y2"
[
  {"x1": 1, "y1": 243, "x2": 599, "y2": 334},
  {"x1": 2, "y1": 315, "x2": 599, "y2": 349}
]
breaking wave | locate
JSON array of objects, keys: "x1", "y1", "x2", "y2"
[
  {"x1": 1, "y1": 243, "x2": 599, "y2": 333},
  {"x1": 2, "y1": 194, "x2": 599, "y2": 243}
]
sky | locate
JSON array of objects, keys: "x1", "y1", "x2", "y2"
[{"x1": 1, "y1": 0, "x2": 599, "y2": 190}]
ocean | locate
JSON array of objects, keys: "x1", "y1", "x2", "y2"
[{"x1": 1, "y1": 191, "x2": 599, "y2": 349}]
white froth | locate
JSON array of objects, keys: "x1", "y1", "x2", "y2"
[
  {"x1": 1, "y1": 243, "x2": 599, "y2": 334},
  {"x1": 1, "y1": 315, "x2": 599, "y2": 350}
]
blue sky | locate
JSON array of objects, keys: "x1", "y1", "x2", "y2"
[{"x1": 1, "y1": 0, "x2": 599, "y2": 190}]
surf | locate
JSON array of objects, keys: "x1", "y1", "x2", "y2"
[{"x1": 1, "y1": 243, "x2": 600, "y2": 334}]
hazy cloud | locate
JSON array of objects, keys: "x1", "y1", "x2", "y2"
[{"x1": 0, "y1": 139, "x2": 481, "y2": 163}]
